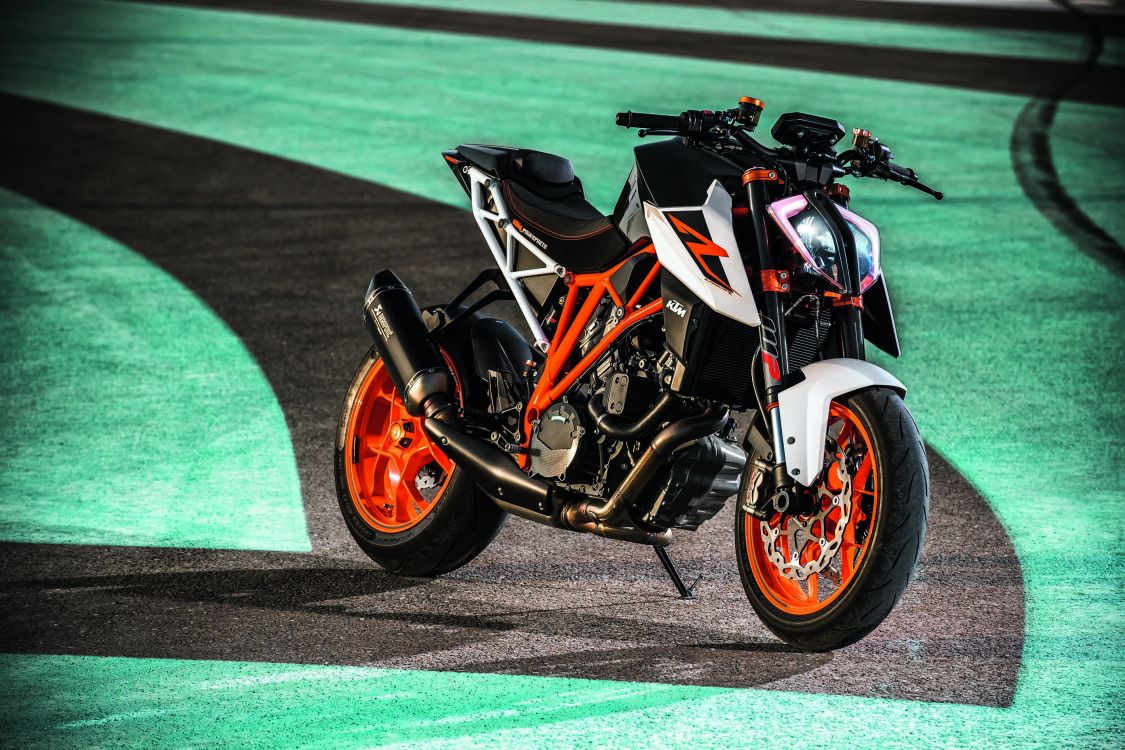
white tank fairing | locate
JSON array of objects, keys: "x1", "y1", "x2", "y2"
[{"x1": 643, "y1": 181, "x2": 760, "y2": 327}]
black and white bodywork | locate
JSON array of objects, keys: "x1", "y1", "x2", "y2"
[{"x1": 336, "y1": 98, "x2": 938, "y2": 651}]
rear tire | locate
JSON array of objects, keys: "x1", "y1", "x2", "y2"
[
  {"x1": 736, "y1": 388, "x2": 929, "y2": 651},
  {"x1": 334, "y1": 346, "x2": 507, "y2": 577}
]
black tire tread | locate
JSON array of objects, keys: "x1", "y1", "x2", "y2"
[
  {"x1": 735, "y1": 387, "x2": 930, "y2": 651},
  {"x1": 361, "y1": 483, "x2": 506, "y2": 577}
]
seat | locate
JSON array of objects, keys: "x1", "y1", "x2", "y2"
[{"x1": 453, "y1": 145, "x2": 630, "y2": 273}]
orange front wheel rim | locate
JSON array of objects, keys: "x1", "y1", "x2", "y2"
[
  {"x1": 343, "y1": 358, "x2": 454, "y2": 533},
  {"x1": 746, "y1": 402, "x2": 878, "y2": 615}
]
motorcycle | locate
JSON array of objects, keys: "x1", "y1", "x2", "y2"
[{"x1": 335, "y1": 97, "x2": 937, "y2": 651}]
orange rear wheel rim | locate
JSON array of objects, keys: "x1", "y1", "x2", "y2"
[
  {"x1": 746, "y1": 403, "x2": 878, "y2": 615},
  {"x1": 343, "y1": 357, "x2": 454, "y2": 533}
]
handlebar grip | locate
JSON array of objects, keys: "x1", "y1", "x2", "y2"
[
  {"x1": 616, "y1": 111, "x2": 682, "y2": 130},
  {"x1": 885, "y1": 162, "x2": 916, "y2": 182}
]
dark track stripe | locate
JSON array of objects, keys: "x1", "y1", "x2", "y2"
[
  {"x1": 0, "y1": 94, "x2": 1023, "y2": 705},
  {"x1": 120, "y1": 0, "x2": 1125, "y2": 106},
  {"x1": 589, "y1": 0, "x2": 1125, "y2": 36},
  {"x1": 1010, "y1": 0, "x2": 1125, "y2": 272}
]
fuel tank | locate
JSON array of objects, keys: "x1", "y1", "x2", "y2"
[{"x1": 613, "y1": 137, "x2": 744, "y2": 242}]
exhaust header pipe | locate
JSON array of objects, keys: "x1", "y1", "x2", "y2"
[
  {"x1": 561, "y1": 404, "x2": 728, "y2": 546},
  {"x1": 363, "y1": 270, "x2": 452, "y2": 417}
]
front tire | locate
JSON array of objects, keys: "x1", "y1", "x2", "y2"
[
  {"x1": 736, "y1": 388, "x2": 929, "y2": 651},
  {"x1": 334, "y1": 347, "x2": 506, "y2": 576}
]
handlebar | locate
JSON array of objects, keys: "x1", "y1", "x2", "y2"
[
  {"x1": 879, "y1": 162, "x2": 943, "y2": 200},
  {"x1": 615, "y1": 109, "x2": 729, "y2": 135},
  {"x1": 617, "y1": 105, "x2": 942, "y2": 201},
  {"x1": 617, "y1": 108, "x2": 775, "y2": 164}
]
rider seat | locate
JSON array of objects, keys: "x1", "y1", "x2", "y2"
[{"x1": 452, "y1": 145, "x2": 630, "y2": 273}]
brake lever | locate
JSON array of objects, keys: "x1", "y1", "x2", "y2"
[
  {"x1": 637, "y1": 128, "x2": 683, "y2": 138},
  {"x1": 878, "y1": 162, "x2": 944, "y2": 201},
  {"x1": 638, "y1": 128, "x2": 727, "y2": 142},
  {"x1": 905, "y1": 179, "x2": 944, "y2": 201}
]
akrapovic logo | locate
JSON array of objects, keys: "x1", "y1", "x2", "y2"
[
  {"x1": 372, "y1": 304, "x2": 394, "y2": 340},
  {"x1": 666, "y1": 299, "x2": 687, "y2": 318}
]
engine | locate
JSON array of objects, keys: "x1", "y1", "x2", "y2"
[
  {"x1": 528, "y1": 402, "x2": 586, "y2": 480},
  {"x1": 641, "y1": 433, "x2": 744, "y2": 530},
  {"x1": 528, "y1": 306, "x2": 746, "y2": 531}
]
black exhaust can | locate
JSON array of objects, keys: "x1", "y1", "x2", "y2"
[{"x1": 363, "y1": 270, "x2": 451, "y2": 416}]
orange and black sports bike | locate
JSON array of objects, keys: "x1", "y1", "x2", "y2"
[{"x1": 335, "y1": 98, "x2": 941, "y2": 650}]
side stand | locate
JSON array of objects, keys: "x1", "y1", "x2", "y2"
[{"x1": 654, "y1": 545, "x2": 702, "y2": 600}]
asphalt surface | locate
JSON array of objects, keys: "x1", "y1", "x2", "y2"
[{"x1": 0, "y1": 95, "x2": 1023, "y2": 706}]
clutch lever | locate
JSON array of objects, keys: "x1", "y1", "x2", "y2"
[{"x1": 841, "y1": 135, "x2": 944, "y2": 200}]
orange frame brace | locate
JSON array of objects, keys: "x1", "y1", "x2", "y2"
[{"x1": 521, "y1": 244, "x2": 663, "y2": 467}]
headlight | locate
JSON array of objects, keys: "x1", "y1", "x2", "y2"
[
  {"x1": 794, "y1": 208, "x2": 842, "y2": 286},
  {"x1": 846, "y1": 215, "x2": 880, "y2": 292},
  {"x1": 767, "y1": 195, "x2": 881, "y2": 293}
]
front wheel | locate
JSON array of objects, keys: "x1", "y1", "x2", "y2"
[{"x1": 736, "y1": 388, "x2": 929, "y2": 651}]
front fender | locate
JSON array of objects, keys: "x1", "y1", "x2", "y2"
[{"x1": 777, "y1": 359, "x2": 906, "y2": 486}]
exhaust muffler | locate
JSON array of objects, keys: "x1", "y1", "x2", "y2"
[
  {"x1": 363, "y1": 270, "x2": 453, "y2": 418},
  {"x1": 362, "y1": 269, "x2": 554, "y2": 515}
]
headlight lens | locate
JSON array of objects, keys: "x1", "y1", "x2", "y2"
[
  {"x1": 768, "y1": 195, "x2": 881, "y2": 293},
  {"x1": 847, "y1": 217, "x2": 880, "y2": 292},
  {"x1": 794, "y1": 208, "x2": 842, "y2": 286}
]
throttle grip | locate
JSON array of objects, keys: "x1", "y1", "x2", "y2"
[
  {"x1": 615, "y1": 111, "x2": 682, "y2": 130},
  {"x1": 886, "y1": 162, "x2": 916, "y2": 182}
]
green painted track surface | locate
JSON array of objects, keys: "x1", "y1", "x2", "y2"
[
  {"x1": 1, "y1": 0, "x2": 1123, "y2": 745},
  {"x1": 336, "y1": 0, "x2": 1125, "y2": 65},
  {"x1": 1053, "y1": 102, "x2": 1125, "y2": 244},
  {"x1": 0, "y1": 651, "x2": 1111, "y2": 749},
  {"x1": 0, "y1": 189, "x2": 310, "y2": 551}
]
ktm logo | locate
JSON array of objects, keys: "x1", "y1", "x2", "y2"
[{"x1": 666, "y1": 299, "x2": 687, "y2": 318}]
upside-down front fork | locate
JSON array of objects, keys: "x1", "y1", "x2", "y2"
[{"x1": 745, "y1": 170, "x2": 795, "y2": 495}]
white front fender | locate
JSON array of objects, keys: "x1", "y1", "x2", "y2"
[{"x1": 777, "y1": 359, "x2": 906, "y2": 486}]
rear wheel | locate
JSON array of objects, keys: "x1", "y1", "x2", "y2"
[
  {"x1": 736, "y1": 388, "x2": 929, "y2": 651},
  {"x1": 334, "y1": 347, "x2": 506, "y2": 576}
]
